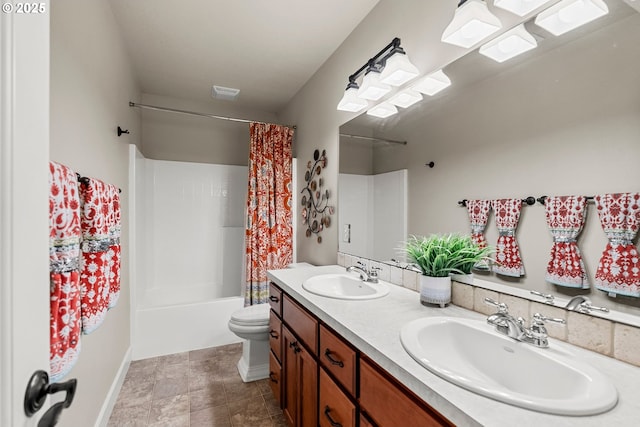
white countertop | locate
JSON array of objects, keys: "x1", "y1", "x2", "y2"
[{"x1": 267, "y1": 265, "x2": 640, "y2": 427}]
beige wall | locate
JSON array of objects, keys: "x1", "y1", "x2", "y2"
[
  {"x1": 281, "y1": 2, "x2": 640, "y2": 315},
  {"x1": 139, "y1": 93, "x2": 279, "y2": 165},
  {"x1": 50, "y1": 1, "x2": 140, "y2": 425}
]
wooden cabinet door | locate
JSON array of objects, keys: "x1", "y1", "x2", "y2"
[
  {"x1": 282, "y1": 325, "x2": 318, "y2": 427},
  {"x1": 298, "y1": 342, "x2": 318, "y2": 427},
  {"x1": 282, "y1": 326, "x2": 298, "y2": 427}
]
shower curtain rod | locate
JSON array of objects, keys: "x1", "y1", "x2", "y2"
[
  {"x1": 339, "y1": 133, "x2": 406, "y2": 145},
  {"x1": 128, "y1": 102, "x2": 296, "y2": 129}
]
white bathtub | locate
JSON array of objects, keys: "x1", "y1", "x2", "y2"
[{"x1": 132, "y1": 295, "x2": 244, "y2": 360}]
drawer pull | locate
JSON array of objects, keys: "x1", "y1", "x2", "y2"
[
  {"x1": 324, "y1": 406, "x2": 342, "y2": 427},
  {"x1": 269, "y1": 372, "x2": 278, "y2": 383},
  {"x1": 324, "y1": 349, "x2": 344, "y2": 368},
  {"x1": 269, "y1": 295, "x2": 280, "y2": 302},
  {"x1": 269, "y1": 330, "x2": 279, "y2": 339}
]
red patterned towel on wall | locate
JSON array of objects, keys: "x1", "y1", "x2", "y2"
[
  {"x1": 79, "y1": 178, "x2": 112, "y2": 334},
  {"x1": 49, "y1": 161, "x2": 82, "y2": 382},
  {"x1": 107, "y1": 184, "x2": 121, "y2": 309},
  {"x1": 466, "y1": 199, "x2": 492, "y2": 270},
  {"x1": 594, "y1": 193, "x2": 640, "y2": 297},
  {"x1": 492, "y1": 198, "x2": 525, "y2": 277},
  {"x1": 544, "y1": 196, "x2": 589, "y2": 288}
]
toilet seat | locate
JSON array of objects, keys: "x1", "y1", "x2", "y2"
[{"x1": 229, "y1": 303, "x2": 270, "y2": 327}]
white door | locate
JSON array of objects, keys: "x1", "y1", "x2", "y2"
[{"x1": 1, "y1": 2, "x2": 52, "y2": 426}]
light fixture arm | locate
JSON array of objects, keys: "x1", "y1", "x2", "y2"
[{"x1": 346, "y1": 37, "x2": 402, "y2": 86}]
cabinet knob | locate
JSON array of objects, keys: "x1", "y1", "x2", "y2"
[
  {"x1": 269, "y1": 372, "x2": 278, "y2": 383},
  {"x1": 269, "y1": 295, "x2": 279, "y2": 302},
  {"x1": 269, "y1": 330, "x2": 279, "y2": 339}
]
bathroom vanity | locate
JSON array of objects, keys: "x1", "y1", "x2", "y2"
[{"x1": 267, "y1": 265, "x2": 640, "y2": 427}]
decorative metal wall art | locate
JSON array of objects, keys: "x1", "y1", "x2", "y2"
[{"x1": 301, "y1": 149, "x2": 334, "y2": 243}]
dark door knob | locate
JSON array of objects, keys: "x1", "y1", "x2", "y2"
[{"x1": 24, "y1": 370, "x2": 77, "y2": 426}]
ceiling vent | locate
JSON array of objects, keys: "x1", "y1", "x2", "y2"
[{"x1": 212, "y1": 85, "x2": 240, "y2": 101}]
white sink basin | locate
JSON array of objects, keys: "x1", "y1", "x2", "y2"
[
  {"x1": 400, "y1": 317, "x2": 618, "y2": 416},
  {"x1": 302, "y1": 273, "x2": 390, "y2": 300}
]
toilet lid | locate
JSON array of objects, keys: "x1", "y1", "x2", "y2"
[{"x1": 230, "y1": 303, "x2": 270, "y2": 326}]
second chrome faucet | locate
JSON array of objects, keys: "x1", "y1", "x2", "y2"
[{"x1": 484, "y1": 297, "x2": 566, "y2": 348}]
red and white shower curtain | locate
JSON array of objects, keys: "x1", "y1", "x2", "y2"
[
  {"x1": 49, "y1": 161, "x2": 82, "y2": 382},
  {"x1": 492, "y1": 198, "x2": 525, "y2": 277},
  {"x1": 244, "y1": 122, "x2": 293, "y2": 306},
  {"x1": 544, "y1": 196, "x2": 589, "y2": 288},
  {"x1": 594, "y1": 193, "x2": 640, "y2": 297}
]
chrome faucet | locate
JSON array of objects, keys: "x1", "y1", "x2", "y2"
[
  {"x1": 484, "y1": 298, "x2": 566, "y2": 348},
  {"x1": 565, "y1": 295, "x2": 609, "y2": 314},
  {"x1": 485, "y1": 298, "x2": 526, "y2": 340},
  {"x1": 346, "y1": 261, "x2": 379, "y2": 283}
]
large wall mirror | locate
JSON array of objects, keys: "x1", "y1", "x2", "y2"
[{"x1": 337, "y1": 0, "x2": 640, "y2": 321}]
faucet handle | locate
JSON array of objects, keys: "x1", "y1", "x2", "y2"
[
  {"x1": 530, "y1": 290, "x2": 555, "y2": 305},
  {"x1": 578, "y1": 302, "x2": 609, "y2": 314},
  {"x1": 531, "y1": 313, "x2": 566, "y2": 326},
  {"x1": 484, "y1": 297, "x2": 508, "y2": 314}
]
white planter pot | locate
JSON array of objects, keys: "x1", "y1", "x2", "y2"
[{"x1": 419, "y1": 275, "x2": 451, "y2": 308}]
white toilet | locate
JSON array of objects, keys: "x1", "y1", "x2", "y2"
[
  {"x1": 228, "y1": 262, "x2": 312, "y2": 382},
  {"x1": 228, "y1": 303, "x2": 271, "y2": 382}
]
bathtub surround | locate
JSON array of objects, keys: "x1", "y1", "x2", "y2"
[
  {"x1": 339, "y1": 252, "x2": 640, "y2": 368},
  {"x1": 244, "y1": 122, "x2": 294, "y2": 305},
  {"x1": 130, "y1": 149, "x2": 247, "y2": 360}
]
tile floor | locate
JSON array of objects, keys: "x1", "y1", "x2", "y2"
[{"x1": 108, "y1": 343, "x2": 287, "y2": 427}]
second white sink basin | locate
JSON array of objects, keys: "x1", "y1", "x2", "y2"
[
  {"x1": 400, "y1": 317, "x2": 618, "y2": 416},
  {"x1": 302, "y1": 273, "x2": 390, "y2": 300}
]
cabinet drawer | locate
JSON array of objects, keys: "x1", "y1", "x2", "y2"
[
  {"x1": 268, "y1": 283, "x2": 282, "y2": 316},
  {"x1": 319, "y1": 368, "x2": 355, "y2": 427},
  {"x1": 269, "y1": 351, "x2": 282, "y2": 408},
  {"x1": 319, "y1": 324, "x2": 357, "y2": 396},
  {"x1": 269, "y1": 314, "x2": 282, "y2": 362},
  {"x1": 283, "y1": 295, "x2": 318, "y2": 355},
  {"x1": 360, "y1": 358, "x2": 453, "y2": 427}
]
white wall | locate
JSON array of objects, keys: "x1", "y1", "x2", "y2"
[
  {"x1": 49, "y1": 1, "x2": 140, "y2": 425},
  {"x1": 141, "y1": 159, "x2": 247, "y2": 306}
]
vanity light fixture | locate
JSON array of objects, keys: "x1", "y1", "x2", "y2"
[
  {"x1": 534, "y1": 0, "x2": 609, "y2": 36},
  {"x1": 494, "y1": 0, "x2": 554, "y2": 17},
  {"x1": 336, "y1": 81, "x2": 369, "y2": 112},
  {"x1": 388, "y1": 89, "x2": 423, "y2": 108},
  {"x1": 337, "y1": 37, "x2": 419, "y2": 112},
  {"x1": 441, "y1": 0, "x2": 502, "y2": 48},
  {"x1": 412, "y1": 69, "x2": 452, "y2": 96},
  {"x1": 357, "y1": 65, "x2": 392, "y2": 101},
  {"x1": 379, "y1": 45, "x2": 420, "y2": 86},
  {"x1": 367, "y1": 102, "x2": 398, "y2": 118},
  {"x1": 479, "y1": 24, "x2": 537, "y2": 63}
]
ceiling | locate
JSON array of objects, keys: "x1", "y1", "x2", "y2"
[{"x1": 108, "y1": 0, "x2": 380, "y2": 114}]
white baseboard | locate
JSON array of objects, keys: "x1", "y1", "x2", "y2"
[{"x1": 95, "y1": 346, "x2": 132, "y2": 427}]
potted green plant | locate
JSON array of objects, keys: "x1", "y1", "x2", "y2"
[{"x1": 405, "y1": 233, "x2": 492, "y2": 307}]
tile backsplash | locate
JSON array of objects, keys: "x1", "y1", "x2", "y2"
[{"x1": 338, "y1": 252, "x2": 640, "y2": 368}]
